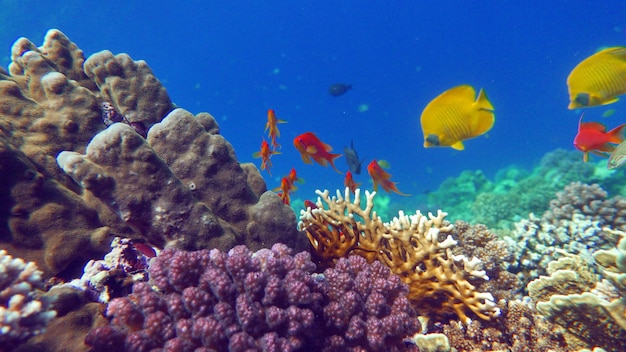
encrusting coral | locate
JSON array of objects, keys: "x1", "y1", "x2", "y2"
[
  {"x1": 298, "y1": 188, "x2": 501, "y2": 323},
  {"x1": 504, "y1": 182, "x2": 624, "y2": 288},
  {"x1": 84, "y1": 244, "x2": 420, "y2": 351},
  {"x1": 528, "y1": 229, "x2": 626, "y2": 351},
  {"x1": 440, "y1": 299, "x2": 568, "y2": 352},
  {"x1": 0, "y1": 29, "x2": 305, "y2": 278}
]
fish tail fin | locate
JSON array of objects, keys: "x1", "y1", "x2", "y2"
[
  {"x1": 330, "y1": 153, "x2": 344, "y2": 174},
  {"x1": 387, "y1": 180, "x2": 410, "y2": 196},
  {"x1": 383, "y1": 180, "x2": 411, "y2": 196},
  {"x1": 608, "y1": 123, "x2": 626, "y2": 143}
]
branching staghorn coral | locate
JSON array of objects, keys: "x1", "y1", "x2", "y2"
[{"x1": 298, "y1": 188, "x2": 501, "y2": 323}]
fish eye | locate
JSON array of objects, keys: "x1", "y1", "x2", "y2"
[{"x1": 575, "y1": 93, "x2": 590, "y2": 107}]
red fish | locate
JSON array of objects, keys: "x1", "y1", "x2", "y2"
[
  {"x1": 253, "y1": 139, "x2": 281, "y2": 175},
  {"x1": 573, "y1": 113, "x2": 626, "y2": 162},
  {"x1": 265, "y1": 109, "x2": 286, "y2": 149},
  {"x1": 304, "y1": 200, "x2": 317, "y2": 210},
  {"x1": 367, "y1": 160, "x2": 410, "y2": 196},
  {"x1": 133, "y1": 242, "x2": 156, "y2": 258},
  {"x1": 344, "y1": 170, "x2": 361, "y2": 194},
  {"x1": 293, "y1": 132, "x2": 342, "y2": 173}
]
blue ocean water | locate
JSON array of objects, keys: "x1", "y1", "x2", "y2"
[{"x1": 2, "y1": 0, "x2": 625, "y2": 213}]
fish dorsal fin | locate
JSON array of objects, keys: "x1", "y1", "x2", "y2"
[
  {"x1": 602, "y1": 46, "x2": 626, "y2": 60},
  {"x1": 475, "y1": 88, "x2": 494, "y2": 112},
  {"x1": 437, "y1": 84, "x2": 476, "y2": 104},
  {"x1": 581, "y1": 121, "x2": 607, "y2": 132}
]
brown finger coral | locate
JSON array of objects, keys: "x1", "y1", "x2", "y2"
[{"x1": 298, "y1": 188, "x2": 501, "y2": 323}]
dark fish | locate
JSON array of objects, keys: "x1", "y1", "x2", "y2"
[
  {"x1": 329, "y1": 83, "x2": 352, "y2": 97},
  {"x1": 343, "y1": 140, "x2": 364, "y2": 174}
]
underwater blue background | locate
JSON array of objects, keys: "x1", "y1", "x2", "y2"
[{"x1": 2, "y1": 0, "x2": 626, "y2": 212}]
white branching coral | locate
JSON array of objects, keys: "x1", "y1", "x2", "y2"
[
  {"x1": 0, "y1": 250, "x2": 56, "y2": 349},
  {"x1": 298, "y1": 188, "x2": 501, "y2": 323}
]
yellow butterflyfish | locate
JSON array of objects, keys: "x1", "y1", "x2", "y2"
[
  {"x1": 567, "y1": 46, "x2": 626, "y2": 109},
  {"x1": 420, "y1": 85, "x2": 495, "y2": 150}
]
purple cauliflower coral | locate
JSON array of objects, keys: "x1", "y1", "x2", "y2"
[
  {"x1": 317, "y1": 255, "x2": 420, "y2": 351},
  {"x1": 85, "y1": 244, "x2": 419, "y2": 351}
]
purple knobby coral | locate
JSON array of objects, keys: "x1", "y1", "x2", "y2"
[
  {"x1": 85, "y1": 244, "x2": 419, "y2": 351},
  {"x1": 317, "y1": 255, "x2": 420, "y2": 351}
]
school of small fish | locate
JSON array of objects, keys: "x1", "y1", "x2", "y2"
[{"x1": 252, "y1": 47, "x2": 626, "y2": 205}]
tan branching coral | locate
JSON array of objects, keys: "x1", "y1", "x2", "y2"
[{"x1": 298, "y1": 188, "x2": 500, "y2": 323}]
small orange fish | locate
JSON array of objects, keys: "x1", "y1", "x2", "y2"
[
  {"x1": 276, "y1": 176, "x2": 293, "y2": 205},
  {"x1": 265, "y1": 109, "x2": 287, "y2": 149},
  {"x1": 293, "y1": 132, "x2": 342, "y2": 173},
  {"x1": 253, "y1": 139, "x2": 281, "y2": 175},
  {"x1": 286, "y1": 168, "x2": 304, "y2": 190},
  {"x1": 573, "y1": 113, "x2": 626, "y2": 162},
  {"x1": 344, "y1": 170, "x2": 361, "y2": 194},
  {"x1": 367, "y1": 160, "x2": 410, "y2": 196}
]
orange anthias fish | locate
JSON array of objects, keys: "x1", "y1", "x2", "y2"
[
  {"x1": 253, "y1": 139, "x2": 281, "y2": 175},
  {"x1": 275, "y1": 176, "x2": 294, "y2": 205},
  {"x1": 367, "y1": 160, "x2": 410, "y2": 196},
  {"x1": 573, "y1": 113, "x2": 626, "y2": 162},
  {"x1": 265, "y1": 109, "x2": 287, "y2": 149},
  {"x1": 286, "y1": 168, "x2": 304, "y2": 190},
  {"x1": 293, "y1": 132, "x2": 343, "y2": 173},
  {"x1": 344, "y1": 170, "x2": 361, "y2": 194}
]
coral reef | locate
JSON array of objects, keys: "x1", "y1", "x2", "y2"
[
  {"x1": 440, "y1": 299, "x2": 568, "y2": 352},
  {"x1": 0, "y1": 250, "x2": 57, "y2": 350},
  {"x1": 85, "y1": 244, "x2": 419, "y2": 351},
  {"x1": 298, "y1": 188, "x2": 500, "y2": 323},
  {"x1": 527, "y1": 229, "x2": 626, "y2": 351},
  {"x1": 425, "y1": 149, "x2": 623, "y2": 229},
  {"x1": 449, "y1": 221, "x2": 520, "y2": 301},
  {"x1": 1, "y1": 30, "x2": 305, "y2": 279},
  {"x1": 505, "y1": 182, "x2": 624, "y2": 287}
]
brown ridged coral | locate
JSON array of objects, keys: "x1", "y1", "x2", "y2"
[
  {"x1": 298, "y1": 188, "x2": 500, "y2": 323},
  {"x1": 1, "y1": 29, "x2": 305, "y2": 278}
]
